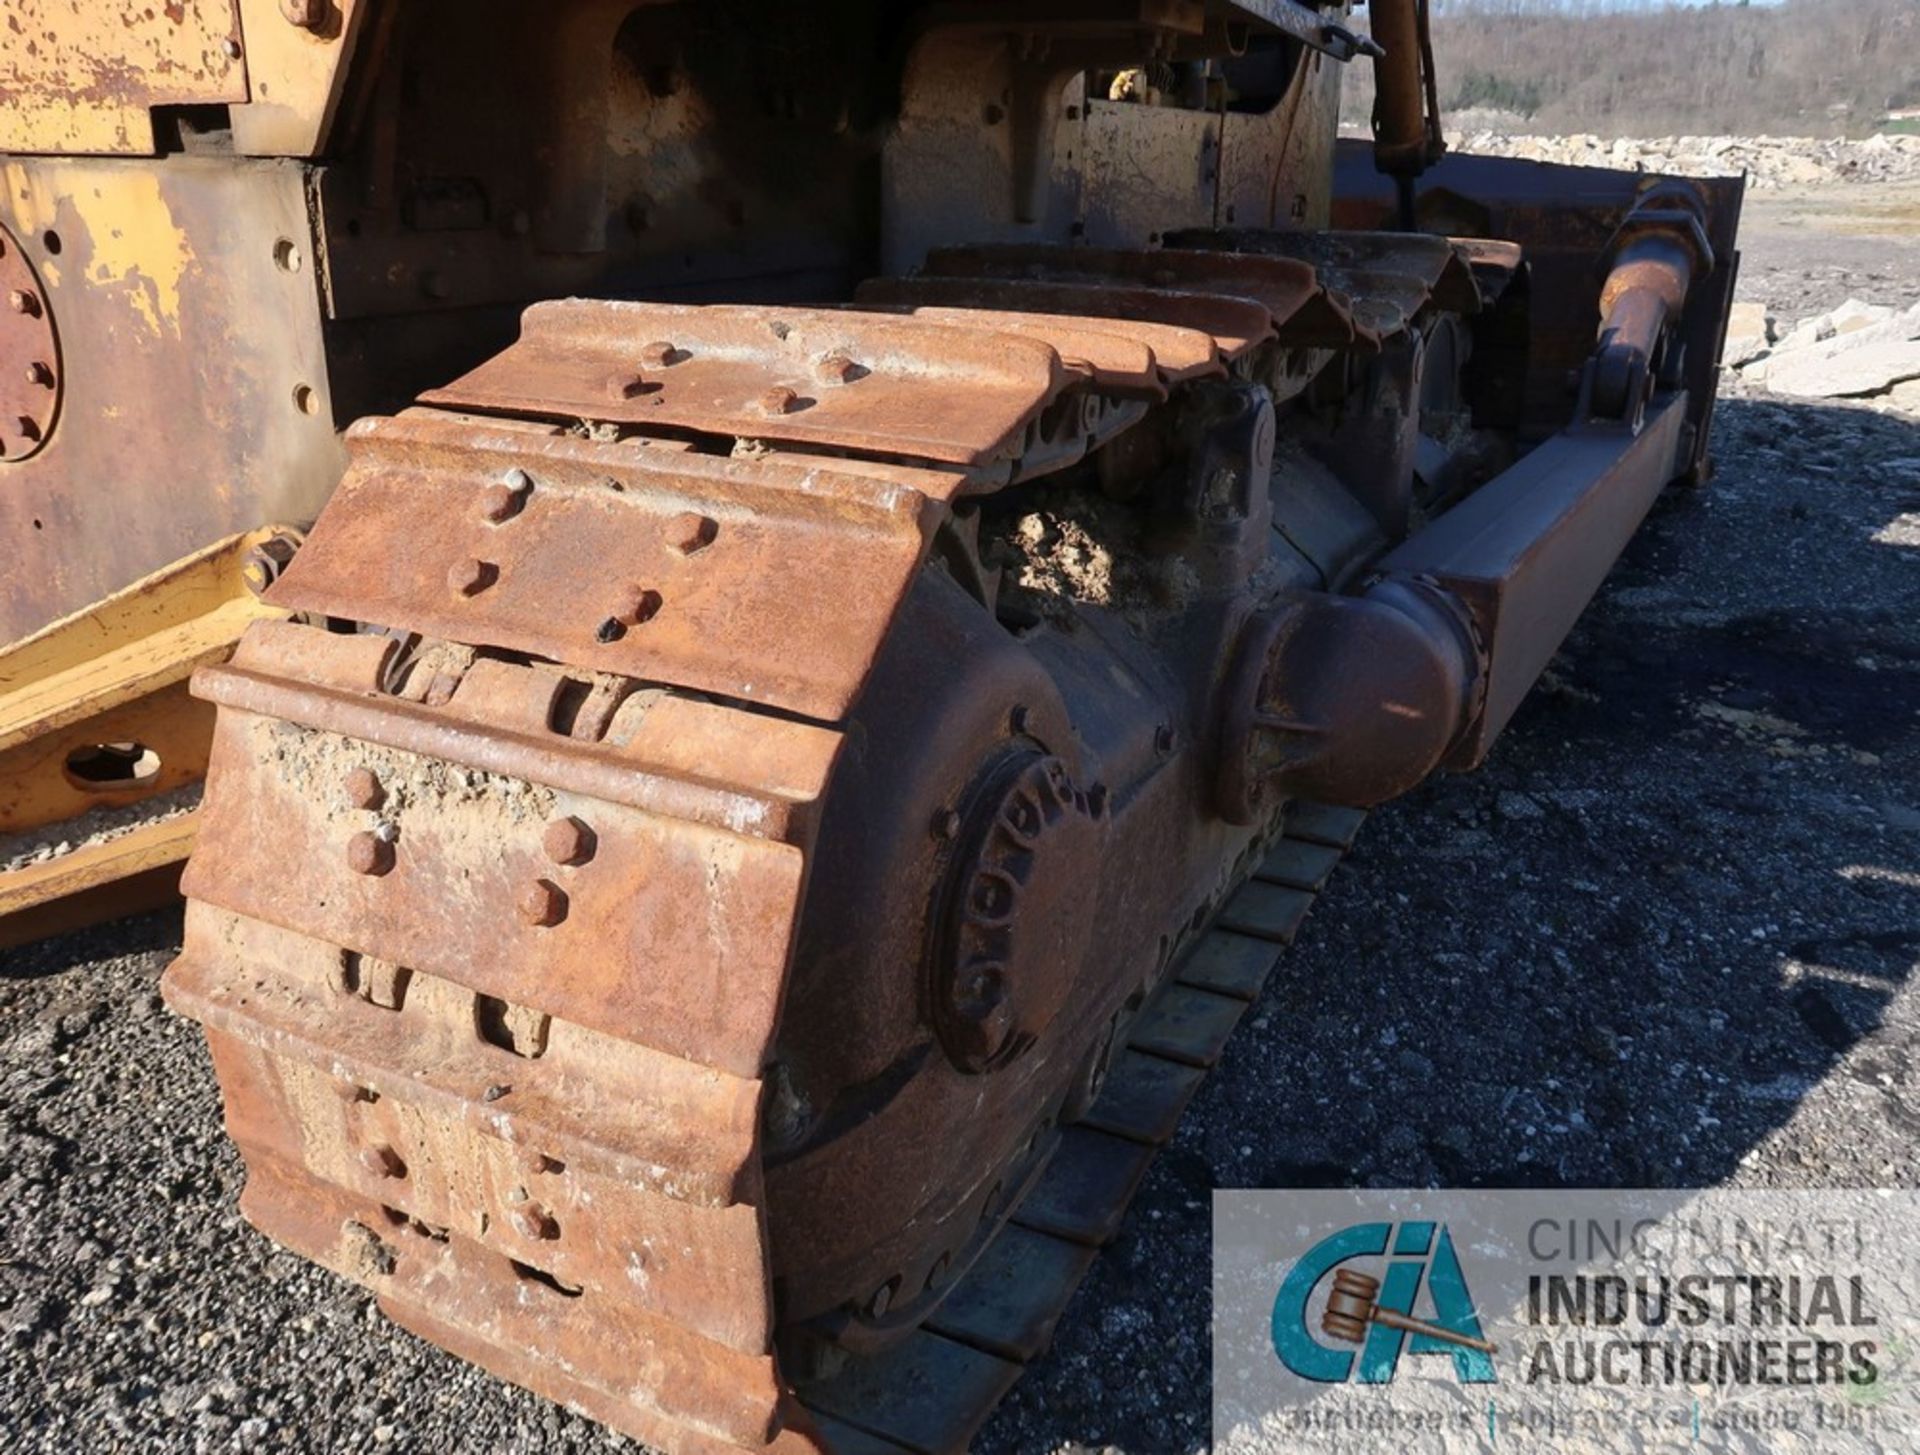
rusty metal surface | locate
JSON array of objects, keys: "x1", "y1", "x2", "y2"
[
  {"x1": 859, "y1": 272, "x2": 1264, "y2": 364},
  {"x1": 423, "y1": 301, "x2": 1069, "y2": 471},
  {"x1": 1333, "y1": 138, "x2": 1744, "y2": 468},
  {"x1": 1383, "y1": 399, "x2": 1690, "y2": 766},
  {"x1": 923, "y1": 242, "x2": 1369, "y2": 349},
  {"x1": 184, "y1": 632, "x2": 832, "y2": 1081},
  {"x1": 0, "y1": 221, "x2": 60, "y2": 461},
  {"x1": 265, "y1": 413, "x2": 944, "y2": 723},
  {"x1": 0, "y1": 158, "x2": 343, "y2": 646},
  {"x1": 0, "y1": 0, "x2": 246, "y2": 155}
]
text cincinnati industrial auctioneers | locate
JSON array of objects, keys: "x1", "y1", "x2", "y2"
[
  {"x1": 1271, "y1": 1216, "x2": 1887, "y2": 1392},
  {"x1": 1520, "y1": 1217, "x2": 1883, "y2": 1390}
]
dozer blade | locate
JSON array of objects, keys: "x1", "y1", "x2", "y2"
[{"x1": 0, "y1": 529, "x2": 292, "y2": 948}]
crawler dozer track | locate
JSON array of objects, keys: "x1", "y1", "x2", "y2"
[
  {"x1": 164, "y1": 165, "x2": 1736, "y2": 1446},
  {"x1": 161, "y1": 239, "x2": 1481, "y2": 1452}
]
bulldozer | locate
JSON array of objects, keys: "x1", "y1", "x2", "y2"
[{"x1": 0, "y1": 1, "x2": 1743, "y2": 1449}]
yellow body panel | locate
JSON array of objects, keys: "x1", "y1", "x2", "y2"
[{"x1": 0, "y1": 1, "x2": 247, "y2": 155}]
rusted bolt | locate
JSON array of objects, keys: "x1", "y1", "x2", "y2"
[
  {"x1": 222, "y1": 37, "x2": 244, "y2": 60},
  {"x1": 343, "y1": 767, "x2": 385, "y2": 811},
  {"x1": 518, "y1": 1149, "x2": 556, "y2": 1177},
  {"x1": 815, "y1": 351, "x2": 860, "y2": 385},
  {"x1": 16, "y1": 417, "x2": 41, "y2": 442},
  {"x1": 511, "y1": 1205, "x2": 559, "y2": 1241},
  {"x1": 866, "y1": 1279, "x2": 896, "y2": 1319},
  {"x1": 279, "y1": 0, "x2": 326, "y2": 28},
  {"x1": 479, "y1": 470, "x2": 530, "y2": 523},
  {"x1": 447, "y1": 557, "x2": 493, "y2": 596},
  {"x1": 1009, "y1": 705, "x2": 1031, "y2": 734},
  {"x1": 613, "y1": 585, "x2": 663, "y2": 626},
  {"x1": 8, "y1": 290, "x2": 38, "y2": 317},
  {"x1": 518, "y1": 879, "x2": 567, "y2": 928},
  {"x1": 637, "y1": 340, "x2": 679, "y2": 367},
  {"x1": 542, "y1": 816, "x2": 596, "y2": 866},
  {"x1": 606, "y1": 371, "x2": 650, "y2": 401},
  {"x1": 359, "y1": 1145, "x2": 406, "y2": 1179},
  {"x1": 335, "y1": 1082, "x2": 376, "y2": 1105},
  {"x1": 24, "y1": 361, "x2": 52, "y2": 388},
  {"x1": 665, "y1": 512, "x2": 718, "y2": 555},
  {"x1": 346, "y1": 831, "x2": 395, "y2": 877},
  {"x1": 757, "y1": 385, "x2": 799, "y2": 416},
  {"x1": 932, "y1": 808, "x2": 962, "y2": 840},
  {"x1": 594, "y1": 617, "x2": 626, "y2": 644}
]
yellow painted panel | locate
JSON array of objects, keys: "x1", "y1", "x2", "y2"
[{"x1": 0, "y1": 1, "x2": 247, "y2": 155}]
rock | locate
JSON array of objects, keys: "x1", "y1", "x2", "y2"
[
  {"x1": 1889, "y1": 379, "x2": 1920, "y2": 415},
  {"x1": 1722, "y1": 301, "x2": 1772, "y2": 367},
  {"x1": 1755, "y1": 305, "x2": 1920, "y2": 398},
  {"x1": 1496, "y1": 791, "x2": 1546, "y2": 821}
]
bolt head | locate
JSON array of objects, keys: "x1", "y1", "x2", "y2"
[
  {"x1": 222, "y1": 37, "x2": 243, "y2": 59},
  {"x1": 448, "y1": 557, "x2": 493, "y2": 596},
  {"x1": 932, "y1": 809, "x2": 962, "y2": 840},
  {"x1": 478, "y1": 482, "x2": 523, "y2": 523},
  {"x1": 24, "y1": 361, "x2": 52, "y2": 387},
  {"x1": 359, "y1": 1145, "x2": 405, "y2": 1179},
  {"x1": 343, "y1": 767, "x2": 386, "y2": 811},
  {"x1": 8, "y1": 289, "x2": 37, "y2": 316},
  {"x1": 815, "y1": 351, "x2": 860, "y2": 385},
  {"x1": 951, "y1": 969, "x2": 1013, "y2": 1061},
  {"x1": 511, "y1": 1205, "x2": 559, "y2": 1241},
  {"x1": 606, "y1": 370, "x2": 652, "y2": 402},
  {"x1": 665, "y1": 512, "x2": 718, "y2": 555},
  {"x1": 613, "y1": 585, "x2": 663, "y2": 626},
  {"x1": 867, "y1": 1280, "x2": 895, "y2": 1319},
  {"x1": 346, "y1": 830, "x2": 395, "y2": 877},
  {"x1": 637, "y1": 340, "x2": 679, "y2": 367},
  {"x1": 757, "y1": 385, "x2": 799, "y2": 416},
  {"x1": 518, "y1": 879, "x2": 567, "y2": 928},
  {"x1": 542, "y1": 816, "x2": 595, "y2": 866},
  {"x1": 279, "y1": 0, "x2": 326, "y2": 27}
]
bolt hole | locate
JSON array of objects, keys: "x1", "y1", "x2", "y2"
[
  {"x1": 292, "y1": 383, "x2": 319, "y2": 416},
  {"x1": 273, "y1": 237, "x2": 302, "y2": 273},
  {"x1": 41, "y1": 230, "x2": 61, "y2": 255},
  {"x1": 509, "y1": 1259, "x2": 582, "y2": 1298},
  {"x1": 63, "y1": 743, "x2": 160, "y2": 793}
]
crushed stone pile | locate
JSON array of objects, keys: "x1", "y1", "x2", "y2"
[{"x1": 1451, "y1": 132, "x2": 1920, "y2": 191}]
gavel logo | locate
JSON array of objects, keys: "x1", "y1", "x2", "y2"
[{"x1": 1322, "y1": 1268, "x2": 1499, "y2": 1355}]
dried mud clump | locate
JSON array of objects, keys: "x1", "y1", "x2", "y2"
[{"x1": 990, "y1": 489, "x2": 1197, "y2": 632}]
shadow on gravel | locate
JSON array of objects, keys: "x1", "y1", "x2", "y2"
[
  {"x1": 980, "y1": 397, "x2": 1920, "y2": 1453},
  {"x1": 1, "y1": 906, "x2": 184, "y2": 981}
]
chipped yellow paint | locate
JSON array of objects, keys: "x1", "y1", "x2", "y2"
[
  {"x1": 80, "y1": 173, "x2": 195, "y2": 337},
  {"x1": 0, "y1": 162, "x2": 191, "y2": 334}
]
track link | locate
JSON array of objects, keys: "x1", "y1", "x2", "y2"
[{"x1": 164, "y1": 237, "x2": 1474, "y2": 1453}]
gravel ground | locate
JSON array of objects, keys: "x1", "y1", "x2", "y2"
[{"x1": 3, "y1": 182, "x2": 1917, "y2": 1455}]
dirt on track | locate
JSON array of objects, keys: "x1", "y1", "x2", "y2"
[{"x1": 3, "y1": 179, "x2": 1918, "y2": 1455}]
